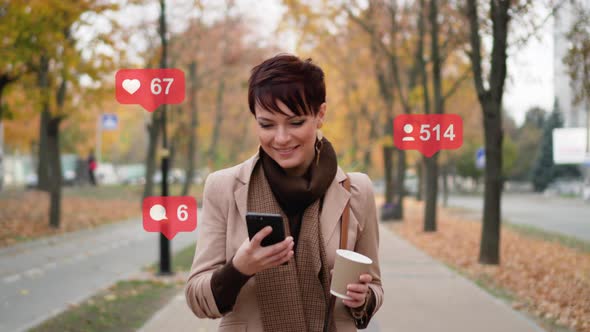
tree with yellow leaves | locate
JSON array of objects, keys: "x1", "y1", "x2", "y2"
[{"x1": 1, "y1": 0, "x2": 121, "y2": 227}]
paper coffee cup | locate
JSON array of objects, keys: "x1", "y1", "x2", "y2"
[{"x1": 330, "y1": 249, "x2": 373, "y2": 300}]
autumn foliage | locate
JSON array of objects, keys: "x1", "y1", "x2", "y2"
[{"x1": 391, "y1": 199, "x2": 590, "y2": 332}]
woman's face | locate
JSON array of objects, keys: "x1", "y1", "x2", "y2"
[{"x1": 255, "y1": 100, "x2": 326, "y2": 176}]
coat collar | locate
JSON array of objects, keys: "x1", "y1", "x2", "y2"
[{"x1": 233, "y1": 151, "x2": 350, "y2": 244}]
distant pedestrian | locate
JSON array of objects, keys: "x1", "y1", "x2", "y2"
[{"x1": 87, "y1": 151, "x2": 97, "y2": 186}]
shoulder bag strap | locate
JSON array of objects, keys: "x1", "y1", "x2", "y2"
[
  {"x1": 326, "y1": 175, "x2": 352, "y2": 332},
  {"x1": 340, "y1": 175, "x2": 351, "y2": 250}
]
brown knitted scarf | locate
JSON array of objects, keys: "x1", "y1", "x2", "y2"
[{"x1": 247, "y1": 161, "x2": 337, "y2": 332}]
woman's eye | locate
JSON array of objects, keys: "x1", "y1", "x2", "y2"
[
  {"x1": 291, "y1": 121, "x2": 305, "y2": 126},
  {"x1": 259, "y1": 123, "x2": 272, "y2": 128}
]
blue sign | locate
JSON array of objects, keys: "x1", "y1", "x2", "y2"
[
  {"x1": 101, "y1": 114, "x2": 118, "y2": 130},
  {"x1": 475, "y1": 147, "x2": 485, "y2": 169}
]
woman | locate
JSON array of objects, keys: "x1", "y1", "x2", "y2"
[{"x1": 185, "y1": 54, "x2": 383, "y2": 332}]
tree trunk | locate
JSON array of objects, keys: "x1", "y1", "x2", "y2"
[
  {"x1": 47, "y1": 117, "x2": 63, "y2": 228},
  {"x1": 382, "y1": 121, "x2": 394, "y2": 206},
  {"x1": 416, "y1": 159, "x2": 424, "y2": 201},
  {"x1": 442, "y1": 163, "x2": 449, "y2": 207},
  {"x1": 392, "y1": 149, "x2": 405, "y2": 219},
  {"x1": 417, "y1": 0, "x2": 430, "y2": 207},
  {"x1": 360, "y1": 104, "x2": 378, "y2": 173},
  {"x1": 423, "y1": 0, "x2": 444, "y2": 232},
  {"x1": 37, "y1": 110, "x2": 50, "y2": 190},
  {"x1": 37, "y1": 55, "x2": 50, "y2": 191},
  {"x1": 383, "y1": 145, "x2": 394, "y2": 205},
  {"x1": 423, "y1": 154, "x2": 439, "y2": 232},
  {"x1": 182, "y1": 61, "x2": 199, "y2": 196},
  {"x1": 46, "y1": 64, "x2": 69, "y2": 228},
  {"x1": 371, "y1": 38, "x2": 395, "y2": 205},
  {"x1": 419, "y1": 0, "x2": 431, "y2": 117},
  {"x1": 480, "y1": 101, "x2": 503, "y2": 264},
  {"x1": 466, "y1": 0, "x2": 510, "y2": 265}
]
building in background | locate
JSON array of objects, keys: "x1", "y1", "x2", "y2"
[
  {"x1": 553, "y1": 1, "x2": 590, "y2": 197},
  {"x1": 554, "y1": 0, "x2": 589, "y2": 129}
]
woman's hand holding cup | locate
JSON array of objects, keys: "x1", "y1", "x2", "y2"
[
  {"x1": 342, "y1": 274, "x2": 372, "y2": 308},
  {"x1": 330, "y1": 249, "x2": 373, "y2": 309},
  {"x1": 232, "y1": 226, "x2": 294, "y2": 276}
]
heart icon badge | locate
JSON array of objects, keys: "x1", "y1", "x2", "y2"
[
  {"x1": 116, "y1": 69, "x2": 185, "y2": 112},
  {"x1": 122, "y1": 79, "x2": 141, "y2": 95}
]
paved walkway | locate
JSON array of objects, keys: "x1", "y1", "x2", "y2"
[
  {"x1": 0, "y1": 217, "x2": 197, "y2": 332},
  {"x1": 140, "y1": 223, "x2": 544, "y2": 332}
]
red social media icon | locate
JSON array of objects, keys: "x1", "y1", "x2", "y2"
[
  {"x1": 142, "y1": 196, "x2": 197, "y2": 240},
  {"x1": 116, "y1": 69, "x2": 185, "y2": 112},
  {"x1": 394, "y1": 114, "x2": 463, "y2": 157}
]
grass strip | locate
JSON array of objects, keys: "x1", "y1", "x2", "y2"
[
  {"x1": 504, "y1": 222, "x2": 590, "y2": 254},
  {"x1": 29, "y1": 280, "x2": 179, "y2": 332},
  {"x1": 445, "y1": 205, "x2": 590, "y2": 254},
  {"x1": 144, "y1": 241, "x2": 196, "y2": 273},
  {"x1": 29, "y1": 243, "x2": 196, "y2": 332}
]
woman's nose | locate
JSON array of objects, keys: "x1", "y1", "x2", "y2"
[{"x1": 274, "y1": 126, "x2": 290, "y2": 144}]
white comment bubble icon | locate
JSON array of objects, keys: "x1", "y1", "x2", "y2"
[{"x1": 149, "y1": 204, "x2": 168, "y2": 221}]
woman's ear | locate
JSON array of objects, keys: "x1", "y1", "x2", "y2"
[{"x1": 317, "y1": 103, "x2": 327, "y2": 128}]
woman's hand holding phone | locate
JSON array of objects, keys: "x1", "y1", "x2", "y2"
[{"x1": 232, "y1": 226, "x2": 294, "y2": 276}]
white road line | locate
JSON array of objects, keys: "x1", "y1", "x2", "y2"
[
  {"x1": 3, "y1": 274, "x2": 21, "y2": 283},
  {"x1": 73, "y1": 253, "x2": 87, "y2": 262},
  {"x1": 23, "y1": 268, "x2": 43, "y2": 278},
  {"x1": 93, "y1": 246, "x2": 110, "y2": 255},
  {"x1": 43, "y1": 262, "x2": 57, "y2": 270}
]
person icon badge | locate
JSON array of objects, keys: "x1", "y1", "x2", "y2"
[{"x1": 402, "y1": 124, "x2": 415, "y2": 141}]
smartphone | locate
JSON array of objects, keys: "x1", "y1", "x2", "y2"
[{"x1": 246, "y1": 212, "x2": 286, "y2": 247}]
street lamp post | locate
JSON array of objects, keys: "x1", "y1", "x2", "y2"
[{"x1": 158, "y1": 0, "x2": 171, "y2": 275}]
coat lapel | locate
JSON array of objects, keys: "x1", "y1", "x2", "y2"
[{"x1": 234, "y1": 152, "x2": 259, "y2": 224}]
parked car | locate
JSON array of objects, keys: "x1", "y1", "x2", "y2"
[
  {"x1": 544, "y1": 178, "x2": 584, "y2": 197},
  {"x1": 170, "y1": 168, "x2": 186, "y2": 184},
  {"x1": 95, "y1": 163, "x2": 119, "y2": 185},
  {"x1": 153, "y1": 169, "x2": 184, "y2": 184},
  {"x1": 117, "y1": 164, "x2": 146, "y2": 185},
  {"x1": 62, "y1": 154, "x2": 77, "y2": 186},
  {"x1": 25, "y1": 154, "x2": 78, "y2": 188}
]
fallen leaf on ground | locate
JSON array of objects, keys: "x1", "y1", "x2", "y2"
[{"x1": 389, "y1": 198, "x2": 590, "y2": 332}]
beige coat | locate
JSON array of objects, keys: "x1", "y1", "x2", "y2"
[{"x1": 185, "y1": 153, "x2": 383, "y2": 331}]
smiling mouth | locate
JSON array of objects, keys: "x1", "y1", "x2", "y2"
[{"x1": 274, "y1": 146, "x2": 299, "y2": 153}]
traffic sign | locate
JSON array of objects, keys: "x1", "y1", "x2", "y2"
[
  {"x1": 101, "y1": 114, "x2": 118, "y2": 130},
  {"x1": 475, "y1": 147, "x2": 485, "y2": 169}
]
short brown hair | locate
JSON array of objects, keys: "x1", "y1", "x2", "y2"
[{"x1": 248, "y1": 54, "x2": 326, "y2": 117}]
